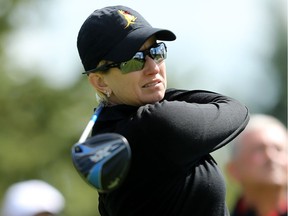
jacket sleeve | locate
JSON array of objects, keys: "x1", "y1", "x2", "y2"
[{"x1": 138, "y1": 89, "x2": 249, "y2": 165}]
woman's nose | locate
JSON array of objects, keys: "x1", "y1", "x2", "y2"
[{"x1": 142, "y1": 56, "x2": 160, "y2": 75}]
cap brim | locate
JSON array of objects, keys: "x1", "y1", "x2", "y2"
[{"x1": 104, "y1": 27, "x2": 176, "y2": 63}]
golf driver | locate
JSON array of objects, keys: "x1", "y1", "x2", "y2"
[{"x1": 71, "y1": 103, "x2": 131, "y2": 193}]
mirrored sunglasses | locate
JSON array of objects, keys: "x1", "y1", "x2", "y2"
[{"x1": 83, "y1": 42, "x2": 167, "y2": 74}]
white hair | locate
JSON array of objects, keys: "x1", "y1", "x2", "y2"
[{"x1": 230, "y1": 114, "x2": 287, "y2": 158}]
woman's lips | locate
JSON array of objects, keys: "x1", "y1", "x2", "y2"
[{"x1": 142, "y1": 80, "x2": 161, "y2": 88}]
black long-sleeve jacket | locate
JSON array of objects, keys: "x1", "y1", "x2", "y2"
[{"x1": 92, "y1": 89, "x2": 250, "y2": 216}]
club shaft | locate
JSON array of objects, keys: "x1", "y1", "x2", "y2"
[{"x1": 78, "y1": 103, "x2": 104, "y2": 143}]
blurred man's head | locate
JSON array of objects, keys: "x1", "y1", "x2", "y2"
[
  {"x1": 227, "y1": 114, "x2": 287, "y2": 187},
  {"x1": 1, "y1": 180, "x2": 65, "y2": 216}
]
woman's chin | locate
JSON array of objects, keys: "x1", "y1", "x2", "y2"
[{"x1": 143, "y1": 92, "x2": 165, "y2": 104}]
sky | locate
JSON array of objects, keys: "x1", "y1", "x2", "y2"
[{"x1": 5, "y1": 0, "x2": 286, "y2": 112}]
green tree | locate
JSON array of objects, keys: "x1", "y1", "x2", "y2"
[
  {"x1": 267, "y1": 4, "x2": 287, "y2": 126},
  {"x1": 0, "y1": 1, "x2": 101, "y2": 215}
]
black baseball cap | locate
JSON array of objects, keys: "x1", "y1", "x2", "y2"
[{"x1": 77, "y1": 5, "x2": 176, "y2": 72}]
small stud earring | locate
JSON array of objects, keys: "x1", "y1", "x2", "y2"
[{"x1": 105, "y1": 90, "x2": 111, "y2": 98}]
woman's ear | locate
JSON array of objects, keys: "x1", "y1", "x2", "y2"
[{"x1": 88, "y1": 73, "x2": 108, "y2": 93}]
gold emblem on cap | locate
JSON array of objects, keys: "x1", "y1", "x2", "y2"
[{"x1": 118, "y1": 10, "x2": 137, "y2": 29}]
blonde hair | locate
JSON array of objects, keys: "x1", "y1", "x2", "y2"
[
  {"x1": 95, "y1": 90, "x2": 108, "y2": 103},
  {"x1": 90, "y1": 60, "x2": 110, "y2": 103}
]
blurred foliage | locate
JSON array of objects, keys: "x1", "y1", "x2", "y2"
[
  {"x1": 0, "y1": 1, "x2": 286, "y2": 216},
  {"x1": 225, "y1": 3, "x2": 287, "y2": 210},
  {"x1": 0, "y1": 70, "x2": 101, "y2": 215},
  {"x1": 267, "y1": 3, "x2": 287, "y2": 125},
  {"x1": 0, "y1": 1, "x2": 101, "y2": 215}
]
